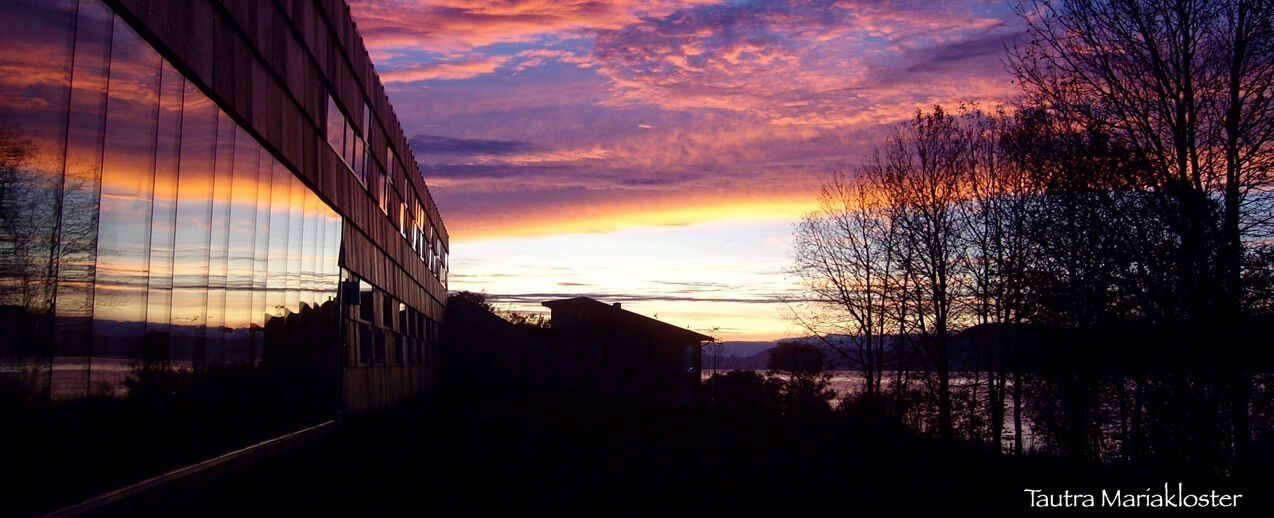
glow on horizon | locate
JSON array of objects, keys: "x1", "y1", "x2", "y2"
[
  {"x1": 448, "y1": 216, "x2": 810, "y2": 341},
  {"x1": 447, "y1": 192, "x2": 818, "y2": 242}
]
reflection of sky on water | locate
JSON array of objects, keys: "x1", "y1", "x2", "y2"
[{"x1": 707, "y1": 370, "x2": 1043, "y2": 452}]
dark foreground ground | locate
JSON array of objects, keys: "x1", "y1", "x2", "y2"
[{"x1": 89, "y1": 389, "x2": 1268, "y2": 517}]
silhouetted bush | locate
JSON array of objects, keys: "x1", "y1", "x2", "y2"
[
  {"x1": 768, "y1": 342, "x2": 835, "y2": 421},
  {"x1": 701, "y1": 370, "x2": 781, "y2": 420}
]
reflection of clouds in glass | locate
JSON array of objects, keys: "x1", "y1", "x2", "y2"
[{"x1": 0, "y1": 0, "x2": 345, "y2": 397}]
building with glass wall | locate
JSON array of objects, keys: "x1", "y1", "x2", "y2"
[{"x1": 0, "y1": 0, "x2": 447, "y2": 512}]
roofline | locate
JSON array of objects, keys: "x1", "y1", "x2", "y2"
[{"x1": 542, "y1": 297, "x2": 714, "y2": 342}]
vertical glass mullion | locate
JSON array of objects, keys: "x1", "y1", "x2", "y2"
[
  {"x1": 300, "y1": 189, "x2": 317, "y2": 311},
  {"x1": 265, "y1": 157, "x2": 290, "y2": 327},
  {"x1": 205, "y1": 109, "x2": 236, "y2": 363},
  {"x1": 0, "y1": 0, "x2": 77, "y2": 401},
  {"x1": 170, "y1": 81, "x2": 216, "y2": 366},
  {"x1": 249, "y1": 147, "x2": 273, "y2": 364},
  {"x1": 224, "y1": 125, "x2": 258, "y2": 363},
  {"x1": 91, "y1": 13, "x2": 161, "y2": 394},
  {"x1": 144, "y1": 62, "x2": 184, "y2": 363},
  {"x1": 51, "y1": 0, "x2": 113, "y2": 399},
  {"x1": 321, "y1": 206, "x2": 340, "y2": 328},
  {"x1": 285, "y1": 173, "x2": 303, "y2": 315}
]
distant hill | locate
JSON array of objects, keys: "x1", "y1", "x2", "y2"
[
  {"x1": 704, "y1": 348, "x2": 771, "y2": 370},
  {"x1": 717, "y1": 340, "x2": 778, "y2": 357},
  {"x1": 705, "y1": 318, "x2": 1274, "y2": 373}
]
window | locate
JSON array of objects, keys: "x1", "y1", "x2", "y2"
[
  {"x1": 398, "y1": 200, "x2": 407, "y2": 238},
  {"x1": 374, "y1": 328, "x2": 386, "y2": 365},
  {"x1": 358, "y1": 323, "x2": 373, "y2": 365},
  {"x1": 359, "y1": 279, "x2": 374, "y2": 322},
  {"x1": 362, "y1": 101, "x2": 372, "y2": 139},
  {"x1": 434, "y1": 237, "x2": 443, "y2": 279},
  {"x1": 427, "y1": 226, "x2": 436, "y2": 272},
  {"x1": 407, "y1": 337, "x2": 418, "y2": 365},
  {"x1": 326, "y1": 95, "x2": 345, "y2": 167},
  {"x1": 351, "y1": 134, "x2": 365, "y2": 184},
  {"x1": 394, "y1": 334, "x2": 404, "y2": 366},
  {"x1": 377, "y1": 160, "x2": 389, "y2": 214},
  {"x1": 382, "y1": 293, "x2": 394, "y2": 329},
  {"x1": 327, "y1": 92, "x2": 367, "y2": 185}
]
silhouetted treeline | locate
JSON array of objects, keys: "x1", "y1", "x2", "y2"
[{"x1": 792, "y1": 0, "x2": 1274, "y2": 473}]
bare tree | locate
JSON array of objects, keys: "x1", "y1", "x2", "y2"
[
  {"x1": 879, "y1": 107, "x2": 973, "y2": 440},
  {"x1": 1010, "y1": 0, "x2": 1274, "y2": 458},
  {"x1": 958, "y1": 108, "x2": 1040, "y2": 451},
  {"x1": 792, "y1": 170, "x2": 900, "y2": 399}
]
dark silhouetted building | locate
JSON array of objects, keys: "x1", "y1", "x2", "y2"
[
  {"x1": 441, "y1": 297, "x2": 637, "y2": 396},
  {"x1": 542, "y1": 297, "x2": 711, "y2": 405},
  {"x1": 0, "y1": 1, "x2": 447, "y2": 511}
]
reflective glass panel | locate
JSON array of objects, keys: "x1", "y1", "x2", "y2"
[
  {"x1": 53, "y1": 0, "x2": 112, "y2": 398},
  {"x1": 170, "y1": 80, "x2": 218, "y2": 364},
  {"x1": 224, "y1": 126, "x2": 259, "y2": 362},
  {"x1": 266, "y1": 160, "x2": 291, "y2": 320},
  {"x1": 0, "y1": 3, "x2": 350, "y2": 512},
  {"x1": 92, "y1": 15, "x2": 161, "y2": 389},
  {"x1": 325, "y1": 95, "x2": 343, "y2": 156},
  {"x1": 303, "y1": 189, "x2": 321, "y2": 310},
  {"x1": 144, "y1": 62, "x2": 185, "y2": 345},
  {"x1": 250, "y1": 147, "x2": 273, "y2": 362},
  {"x1": 205, "y1": 110, "x2": 237, "y2": 362},
  {"x1": 285, "y1": 172, "x2": 304, "y2": 315},
  {"x1": 0, "y1": 0, "x2": 76, "y2": 400}
]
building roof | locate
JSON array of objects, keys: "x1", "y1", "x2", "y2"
[{"x1": 541, "y1": 297, "x2": 714, "y2": 343}]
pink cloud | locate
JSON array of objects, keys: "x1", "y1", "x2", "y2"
[
  {"x1": 590, "y1": 0, "x2": 1019, "y2": 123},
  {"x1": 348, "y1": 0, "x2": 720, "y2": 55},
  {"x1": 348, "y1": 0, "x2": 1026, "y2": 240},
  {"x1": 381, "y1": 54, "x2": 513, "y2": 82}
]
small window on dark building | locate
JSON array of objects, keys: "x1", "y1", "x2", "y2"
[
  {"x1": 326, "y1": 94, "x2": 344, "y2": 155},
  {"x1": 359, "y1": 279, "x2": 374, "y2": 322},
  {"x1": 374, "y1": 328, "x2": 386, "y2": 365},
  {"x1": 395, "y1": 334, "x2": 405, "y2": 366},
  {"x1": 358, "y1": 322, "x2": 373, "y2": 366}
]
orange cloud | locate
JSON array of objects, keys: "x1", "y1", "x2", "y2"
[{"x1": 457, "y1": 196, "x2": 815, "y2": 241}]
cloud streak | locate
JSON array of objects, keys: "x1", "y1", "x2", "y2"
[
  {"x1": 349, "y1": 0, "x2": 1024, "y2": 243},
  {"x1": 489, "y1": 292, "x2": 816, "y2": 306},
  {"x1": 410, "y1": 134, "x2": 541, "y2": 156}
]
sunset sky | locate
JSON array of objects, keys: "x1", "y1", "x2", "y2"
[{"x1": 345, "y1": 0, "x2": 1024, "y2": 341}]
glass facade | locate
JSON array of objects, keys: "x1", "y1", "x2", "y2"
[
  {"x1": 0, "y1": 0, "x2": 445, "y2": 513},
  {"x1": 0, "y1": 0, "x2": 343, "y2": 401}
]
